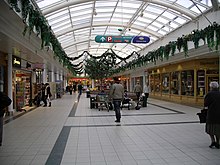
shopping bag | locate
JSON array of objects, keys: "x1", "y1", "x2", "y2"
[{"x1": 197, "y1": 109, "x2": 207, "y2": 123}]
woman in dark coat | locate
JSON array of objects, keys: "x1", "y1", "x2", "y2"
[{"x1": 204, "y1": 81, "x2": 220, "y2": 149}]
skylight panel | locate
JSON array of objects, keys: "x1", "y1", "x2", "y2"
[
  {"x1": 161, "y1": 26, "x2": 171, "y2": 32},
  {"x1": 36, "y1": 0, "x2": 64, "y2": 9},
  {"x1": 59, "y1": 35, "x2": 73, "y2": 43},
  {"x1": 133, "y1": 21, "x2": 146, "y2": 27},
  {"x1": 128, "y1": 28, "x2": 140, "y2": 34},
  {"x1": 157, "y1": 17, "x2": 169, "y2": 24},
  {"x1": 158, "y1": 30, "x2": 167, "y2": 35},
  {"x1": 162, "y1": 11, "x2": 177, "y2": 20},
  {"x1": 190, "y1": 5, "x2": 207, "y2": 13},
  {"x1": 176, "y1": 0, "x2": 193, "y2": 8},
  {"x1": 95, "y1": 13, "x2": 112, "y2": 18},
  {"x1": 200, "y1": 0, "x2": 212, "y2": 6},
  {"x1": 46, "y1": 9, "x2": 68, "y2": 20},
  {"x1": 53, "y1": 23, "x2": 71, "y2": 32},
  {"x1": 93, "y1": 17, "x2": 111, "y2": 22},
  {"x1": 72, "y1": 16, "x2": 91, "y2": 22},
  {"x1": 152, "y1": 21, "x2": 163, "y2": 29},
  {"x1": 145, "y1": 5, "x2": 164, "y2": 15},
  {"x1": 113, "y1": 13, "x2": 133, "y2": 19},
  {"x1": 174, "y1": 17, "x2": 187, "y2": 24},
  {"x1": 95, "y1": 1, "x2": 117, "y2": 7},
  {"x1": 140, "y1": 32, "x2": 150, "y2": 36},
  {"x1": 96, "y1": 8, "x2": 115, "y2": 13},
  {"x1": 143, "y1": 13, "x2": 158, "y2": 20},
  {"x1": 126, "y1": 31, "x2": 139, "y2": 36},
  {"x1": 137, "y1": 17, "x2": 152, "y2": 24},
  {"x1": 169, "y1": 22, "x2": 179, "y2": 28},
  {"x1": 48, "y1": 17, "x2": 70, "y2": 28},
  {"x1": 70, "y1": 3, "x2": 93, "y2": 11},
  {"x1": 53, "y1": 26, "x2": 71, "y2": 34},
  {"x1": 73, "y1": 19, "x2": 91, "y2": 26},
  {"x1": 71, "y1": 10, "x2": 92, "y2": 17},
  {"x1": 148, "y1": 25, "x2": 158, "y2": 31}
]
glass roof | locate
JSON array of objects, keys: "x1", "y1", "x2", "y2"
[{"x1": 35, "y1": 0, "x2": 214, "y2": 64}]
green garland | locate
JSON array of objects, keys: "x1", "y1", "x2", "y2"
[{"x1": 8, "y1": 1, "x2": 220, "y2": 76}]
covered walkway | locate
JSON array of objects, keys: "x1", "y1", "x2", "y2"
[{"x1": 0, "y1": 93, "x2": 220, "y2": 165}]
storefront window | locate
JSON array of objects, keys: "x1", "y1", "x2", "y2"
[
  {"x1": 197, "y1": 70, "x2": 205, "y2": 97},
  {"x1": 162, "y1": 73, "x2": 169, "y2": 94},
  {"x1": 149, "y1": 74, "x2": 154, "y2": 92},
  {"x1": 171, "y1": 71, "x2": 179, "y2": 95},
  {"x1": 181, "y1": 70, "x2": 194, "y2": 96},
  {"x1": 154, "y1": 74, "x2": 161, "y2": 93}
]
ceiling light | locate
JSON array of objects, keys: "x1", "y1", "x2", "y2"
[{"x1": 140, "y1": 12, "x2": 144, "y2": 17}]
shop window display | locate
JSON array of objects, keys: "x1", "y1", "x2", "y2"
[
  {"x1": 181, "y1": 70, "x2": 194, "y2": 96},
  {"x1": 154, "y1": 74, "x2": 161, "y2": 93},
  {"x1": 162, "y1": 73, "x2": 169, "y2": 94},
  {"x1": 13, "y1": 71, "x2": 31, "y2": 111},
  {"x1": 149, "y1": 74, "x2": 154, "y2": 92},
  {"x1": 171, "y1": 72, "x2": 179, "y2": 94}
]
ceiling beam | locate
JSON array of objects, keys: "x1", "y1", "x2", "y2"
[
  {"x1": 42, "y1": 0, "x2": 197, "y2": 19},
  {"x1": 56, "y1": 22, "x2": 161, "y2": 38}
]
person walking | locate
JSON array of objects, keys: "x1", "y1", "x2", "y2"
[
  {"x1": 143, "y1": 82, "x2": 150, "y2": 107},
  {"x1": 69, "y1": 85, "x2": 73, "y2": 95},
  {"x1": 0, "y1": 91, "x2": 12, "y2": 146},
  {"x1": 45, "y1": 83, "x2": 52, "y2": 107},
  {"x1": 41, "y1": 83, "x2": 47, "y2": 107},
  {"x1": 78, "y1": 82, "x2": 83, "y2": 95},
  {"x1": 204, "y1": 81, "x2": 220, "y2": 149},
  {"x1": 134, "y1": 82, "x2": 142, "y2": 101},
  {"x1": 109, "y1": 77, "x2": 124, "y2": 123}
]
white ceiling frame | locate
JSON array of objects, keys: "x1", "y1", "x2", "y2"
[
  {"x1": 68, "y1": 47, "x2": 134, "y2": 57},
  {"x1": 42, "y1": 0, "x2": 197, "y2": 19}
]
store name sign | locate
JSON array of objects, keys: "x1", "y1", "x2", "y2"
[
  {"x1": 95, "y1": 35, "x2": 150, "y2": 44},
  {"x1": 12, "y1": 55, "x2": 21, "y2": 68}
]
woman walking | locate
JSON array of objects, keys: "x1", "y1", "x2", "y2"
[{"x1": 204, "y1": 81, "x2": 220, "y2": 149}]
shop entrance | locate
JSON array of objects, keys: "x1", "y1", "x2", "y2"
[{"x1": 12, "y1": 70, "x2": 32, "y2": 111}]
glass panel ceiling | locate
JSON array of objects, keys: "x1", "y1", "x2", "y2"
[{"x1": 35, "y1": 0, "x2": 214, "y2": 65}]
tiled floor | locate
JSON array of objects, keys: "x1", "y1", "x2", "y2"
[{"x1": 0, "y1": 93, "x2": 219, "y2": 165}]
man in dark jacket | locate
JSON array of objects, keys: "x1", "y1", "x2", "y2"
[
  {"x1": 204, "y1": 81, "x2": 220, "y2": 149},
  {"x1": 109, "y1": 77, "x2": 124, "y2": 123},
  {"x1": 0, "y1": 91, "x2": 12, "y2": 146}
]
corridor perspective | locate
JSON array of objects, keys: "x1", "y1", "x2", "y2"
[{"x1": 1, "y1": 93, "x2": 220, "y2": 165}]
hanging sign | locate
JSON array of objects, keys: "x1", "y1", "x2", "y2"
[
  {"x1": 95, "y1": 35, "x2": 150, "y2": 44},
  {"x1": 12, "y1": 55, "x2": 21, "y2": 68}
]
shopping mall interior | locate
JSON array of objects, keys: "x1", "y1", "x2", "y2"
[{"x1": 0, "y1": 0, "x2": 220, "y2": 164}]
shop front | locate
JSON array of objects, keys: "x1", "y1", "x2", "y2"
[
  {"x1": 0, "y1": 52, "x2": 7, "y2": 93},
  {"x1": 148, "y1": 58, "x2": 219, "y2": 107},
  {"x1": 12, "y1": 55, "x2": 32, "y2": 111}
]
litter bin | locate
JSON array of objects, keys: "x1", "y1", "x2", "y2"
[
  {"x1": 90, "y1": 96, "x2": 96, "y2": 108},
  {"x1": 142, "y1": 96, "x2": 147, "y2": 107}
]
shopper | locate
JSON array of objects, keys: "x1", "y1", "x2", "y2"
[
  {"x1": 73, "y1": 83, "x2": 77, "y2": 93},
  {"x1": 41, "y1": 83, "x2": 47, "y2": 107},
  {"x1": 0, "y1": 91, "x2": 12, "y2": 146},
  {"x1": 134, "y1": 82, "x2": 142, "y2": 101},
  {"x1": 69, "y1": 85, "x2": 73, "y2": 95},
  {"x1": 109, "y1": 77, "x2": 124, "y2": 123},
  {"x1": 78, "y1": 82, "x2": 83, "y2": 95},
  {"x1": 204, "y1": 81, "x2": 220, "y2": 149},
  {"x1": 143, "y1": 82, "x2": 150, "y2": 107},
  {"x1": 45, "y1": 83, "x2": 52, "y2": 107}
]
